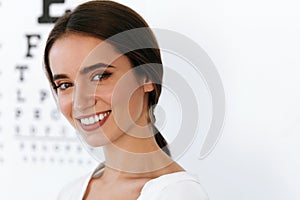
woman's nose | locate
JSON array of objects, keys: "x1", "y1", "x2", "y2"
[{"x1": 73, "y1": 80, "x2": 97, "y2": 111}]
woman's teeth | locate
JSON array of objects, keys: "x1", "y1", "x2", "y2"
[{"x1": 80, "y1": 111, "x2": 110, "y2": 125}]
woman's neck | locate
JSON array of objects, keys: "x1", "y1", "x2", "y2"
[{"x1": 103, "y1": 135, "x2": 174, "y2": 175}]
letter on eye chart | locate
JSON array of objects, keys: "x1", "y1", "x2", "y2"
[
  {"x1": 25, "y1": 34, "x2": 41, "y2": 58},
  {"x1": 38, "y1": 0, "x2": 70, "y2": 24}
]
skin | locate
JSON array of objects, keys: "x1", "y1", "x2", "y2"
[{"x1": 49, "y1": 33, "x2": 184, "y2": 199}]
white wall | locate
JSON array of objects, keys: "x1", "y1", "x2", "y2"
[{"x1": 0, "y1": 0, "x2": 299, "y2": 199}]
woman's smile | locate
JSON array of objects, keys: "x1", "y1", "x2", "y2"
[{"x1": 75, "y1": 110, "x2": 111, "y2": 131}]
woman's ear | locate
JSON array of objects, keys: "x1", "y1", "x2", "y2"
[{"x1": 143, "y1": 77, "x2": 154, "y2": 92}]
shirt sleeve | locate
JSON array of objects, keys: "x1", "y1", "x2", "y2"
[{"x1": 155, "y1": 180, "x2": 209, "y2": 200}]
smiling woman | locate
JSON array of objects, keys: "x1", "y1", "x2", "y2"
[{"x1": 43, "y1": 0, "x2": 208, "y2": 199}]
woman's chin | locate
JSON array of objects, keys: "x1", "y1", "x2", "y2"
[{"x1": 83, "y1": 133, "x2": 111, "y2": 148}]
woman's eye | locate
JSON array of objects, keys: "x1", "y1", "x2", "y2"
[
  {"x1": 55, "y1": 82, "x2": 73, "y2": 90},
  {"x1": 91, "y1": 73, "x2": 111, "y2": 82}
]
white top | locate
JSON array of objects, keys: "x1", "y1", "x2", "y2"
[{"x1": 58, "y1": 163, "x2": 209, "y2": 200}]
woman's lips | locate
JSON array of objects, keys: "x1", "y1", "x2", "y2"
[{"x1": 76, "y1": 110, "x2": 111, "y2": 131}]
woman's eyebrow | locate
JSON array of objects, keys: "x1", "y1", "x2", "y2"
[
  {"x1": 53, "y1": 74, "x2": 69, "y2": 81},
  {"x1": 79, "y1": 63, "x2": 115, "y2": 75}
]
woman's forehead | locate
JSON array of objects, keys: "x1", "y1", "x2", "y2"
[{"x1": 49, "y1": 33, "x2": 126, "y2": 74}]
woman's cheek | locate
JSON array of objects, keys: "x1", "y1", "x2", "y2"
[
  {"x1": 96, "y1": 86, "x2": 113, "y2": 105},
  {"x1": 58, "y1": 95, "x2": 73, "y2": 124}
]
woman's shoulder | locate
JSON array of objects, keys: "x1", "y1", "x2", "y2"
[{"x1": 138, "y1": 171, "x2": 209, "y2": 200}]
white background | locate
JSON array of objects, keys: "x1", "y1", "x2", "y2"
[{"x1": 0, "y1": 0, "x2": 299, "y2": 199}]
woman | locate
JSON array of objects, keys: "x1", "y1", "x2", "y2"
[{"x1": 44, "y1": 0, "x2": 208, "y2": 199}]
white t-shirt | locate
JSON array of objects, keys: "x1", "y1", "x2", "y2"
[{"x1": 58, "y1": 163, "x2": 209, "y2": 200}]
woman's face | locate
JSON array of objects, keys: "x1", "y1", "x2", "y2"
[{"x1": 48, "y1": 33, "x2": 153, "y2": 147}]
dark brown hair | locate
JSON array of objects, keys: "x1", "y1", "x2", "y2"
[{"x1": 44, "y1": 0, "x2": 170, "y2": 156}]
